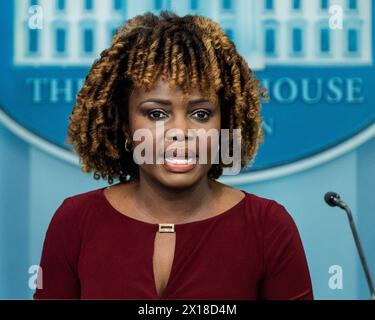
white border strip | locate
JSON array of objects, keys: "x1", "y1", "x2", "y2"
[{"x1": 1, "y1": 108, "x2": 375, "y2": 185}]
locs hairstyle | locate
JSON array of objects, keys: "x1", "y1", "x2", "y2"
[{"x1": 66, "y1": 11, "x2": 266, "y2": 185}]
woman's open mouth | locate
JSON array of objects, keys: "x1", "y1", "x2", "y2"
[{"x1": 162, "y1": 149, "x2": 198, "y2": 173}]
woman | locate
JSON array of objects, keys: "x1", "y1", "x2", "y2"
[{"x1": 33, "y1": 11, "x2": 313, "y2": 300}]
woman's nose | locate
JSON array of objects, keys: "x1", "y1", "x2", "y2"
[
  {"x1": 165, "y1": 127, "x2": 190, "y2": 141},
  {"x1": 165, "y1": 116, "x2": 191, "y2": 141}
]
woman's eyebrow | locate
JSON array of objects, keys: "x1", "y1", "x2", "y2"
[
  {"x1": 137, "y1": 98, "x2": 212, "y2": 107},
  {"x1": 187, "y1": 98, "x2": 212, "y2": 106},
  {"x1": 138, "y1": 98, "x2": 172, "y2": 106}
]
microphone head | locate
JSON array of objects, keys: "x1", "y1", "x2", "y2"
[{"x1": 324, "y1": 191, "x2": 341, "y2": 207}]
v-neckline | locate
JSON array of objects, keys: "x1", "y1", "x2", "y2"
[
  {"x1": 100, "y1": 187, "x2": 247, "y2": 230},
  {"x1": 151, "y1": 230, "x2": 177, "y2": 299}
]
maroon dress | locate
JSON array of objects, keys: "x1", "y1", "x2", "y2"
[{"x1": 33, "y1": 187, "x2": 314, "y2": 300}]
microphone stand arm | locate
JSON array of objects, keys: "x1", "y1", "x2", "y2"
[{"x1": 339, "y1": 201, "x2": 375, "y2": 300}]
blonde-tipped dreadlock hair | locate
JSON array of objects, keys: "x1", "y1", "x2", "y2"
[{"x1": 66, "y1": 11, "x2": 266, "y2": 185}]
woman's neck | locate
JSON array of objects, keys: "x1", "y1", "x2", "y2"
[{"x1": 131, "y1": 175, "x2": 221, "y2": 224}]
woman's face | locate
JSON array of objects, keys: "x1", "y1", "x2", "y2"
[{"x1": 127, "y1": 77, "x2": 221, "y2": 189}]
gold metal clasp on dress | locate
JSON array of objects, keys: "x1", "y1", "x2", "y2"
[{"x1": 158, "y1": 223, "x2": 175, "y2": 233}]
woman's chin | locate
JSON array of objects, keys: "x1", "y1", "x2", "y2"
[{"x1": 156, "y1": 165, "x2": 205, "y2": 188}]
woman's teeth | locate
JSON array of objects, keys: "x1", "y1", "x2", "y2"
[{"x1": 164, "y1": 157, "x2": 196, "y2": 164}]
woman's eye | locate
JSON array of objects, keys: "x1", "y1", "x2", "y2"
[
  {"x1": 192, "y1": 110, "x2": 211, "y2": 121},
  {"x1": 148, "y1": 110, "x2": 168, "y2": 120}
]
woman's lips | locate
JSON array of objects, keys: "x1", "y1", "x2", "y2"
[
  {"x1": 162, "y1": 151, "x2": 198, "y2": 173},
  {"x1": 162, "y1": 160, "x2": 197, "y2": 173}
]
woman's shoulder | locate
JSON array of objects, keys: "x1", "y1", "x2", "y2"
[
  {"x1": 66, "y1": 187, "x2": 105, "y2": 207},
  {"x1": 42, "y1": 187, "x2": 109, "y2": 245},
  {"x1": 51, "y1": 187, "x2": 106, "y2": 225},
  {"x1": 241, "y1": 191, "x2": 298, "y2": 231},
  {"x1": 214, "y1": 181, "x2": 279, "y2": 217},
  {"x1": 216, "y1": 181, "x2": 293, "y2": 227}
]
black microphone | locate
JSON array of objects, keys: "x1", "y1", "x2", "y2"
[{"x1": 324, "y1": 191, "x2": 375, "y2": 300}]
